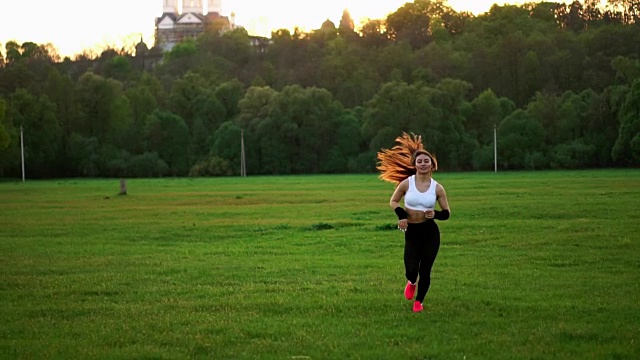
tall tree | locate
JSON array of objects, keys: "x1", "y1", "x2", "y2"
[
  {"x1": 0, "y1": 98, "x2": 8, "y2": 150},
  {"x1": 267, "y1": 85, "x2": 343, "y2": 173},
  {"x1": 319, "y1": 36, "x2": 377, "y2": 107},
  {"x1": 468, "y1": 89, "x2": 507, "y2": 146},
  {"x1": 234, "y1": 86, "x2": 277, "y2": 174},
  {"x1": 145, "y1": 109, "x2": 191, "y2": 175},
  {"x1": 189, "y1": 89, "x2": 226, "y2": 159},
  {"x1": 215, "y1": 79, "x2": 245, "y2": 120},
  {"x1": 385, "y1": 0, "x2": 433, "y2": 48},
  {"x1": 167, "y1": 71, "x2": 210, "y2": 126},
  {"x1": 75, "y1": 72, "x2": 130, "y2": 144},
  {"x1": 0, "y1": 96, "x2": 19, "y2": 177},
  {"x1": 210, "y1": 121, "x2": 242, "y2": 174},
  {"x1": 580, "y1": 88, "x2": 618, "y2": 166},
  {"x1": 360, "y1": 19, "x2": 389, "y2": 48},
  {"x1": 526, "y1": 91, "x2": 565, "y2": 145},
  {"x1": 498, "y1": 110, "x2": 547, "y2": 169},
  {"x1": 328, "y1": 110, "x2": 363, "y2": 172},
  {"x1": 612, "y1": 79, "x2": 640, "y2": 164},
  {"x1": 4, "y1": 41, "x2": 21, "y2": 65},
  {"x1": 123, "y1": 83, "x2": 159, "y2": 154},
  {"x1": 429, "y1": 78, "x2": 475, "y2": 170},
  {"x1": 363, "y1": 81, "x2": 436, "y2": 149},
  {"x1": 611, "y1": 55, "x2": 640, "y2": 84},
  {"x1": 607, "y1": 0, "x2": 640, "y2": 23},
  {"x1": 6, "y1": 89, "x2": 62, "y2": 177}
]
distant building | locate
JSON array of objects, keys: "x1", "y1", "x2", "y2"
[
  {"x1": 155, "y1": 0, "x2": 234, "y2": 51},
  {"x1": 133, "y1": 36, "x2": 163, "y2": 71}
]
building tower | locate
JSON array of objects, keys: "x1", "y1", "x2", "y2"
[
  {"x1": 156, "y1": 0, "x2": 233, "y2": 51},
  {"x1": 162, "y1": 0, "x2": 178, "y2": 14},
  {"x1": 182, "y1": 0, "x2": 204, "y2": 14},
  {"x1": 208, "y1": 0, "x2": 222, "y2": 14}
]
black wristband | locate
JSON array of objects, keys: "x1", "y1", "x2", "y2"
[
  {"x1": 394, "y1": 207, "x2": 408, "y2": 220},
  {"x1": 434, "y1": 209, "x2": 450, "y2": 220}
]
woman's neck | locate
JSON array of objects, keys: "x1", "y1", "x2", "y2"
[{"x1": 415, "y1": 172, "x2": 432, "y2": 181}]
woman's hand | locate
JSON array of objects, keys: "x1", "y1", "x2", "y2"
[
  {"x1": 424, "y1": 209, "x2": 435, "y2": 219},
  {"x1": 398, "y1": 219, "x2": 408, "y2": 232}
]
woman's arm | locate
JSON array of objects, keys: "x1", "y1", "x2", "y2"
[
  {"x1": 390, "y1": 179, "x2": 408, "y2": 209},
  {"x1": 434, "y1": 184, "x2": 450, "y2": 220},
  {"x1": 390, "y1": 180, "x2": 409, "y2": 231}
]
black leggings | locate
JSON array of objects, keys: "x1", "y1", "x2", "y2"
[{"x1": 404, "y1": 220, "x2": 441, "y2": 303}]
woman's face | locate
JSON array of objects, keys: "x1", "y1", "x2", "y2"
[{"x1": 415, "y1": 154, "x2": 432, "y2": 174}]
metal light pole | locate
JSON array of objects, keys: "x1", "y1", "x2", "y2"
[
  {"x1": 240, "y1": 130, "x2": 246, "y2": 177},
  {"x1": 20, "y1": 125, "x2": 25, "y2": 182},
  {"x1": 493, "y1": 123, "x2": 497, "y2": 173}
]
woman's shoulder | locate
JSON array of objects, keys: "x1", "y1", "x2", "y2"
[{"x1": 398, "y1": 177, "x2": 411, "y2": 189}]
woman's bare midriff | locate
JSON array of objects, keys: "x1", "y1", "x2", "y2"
[{"x1": 406, "y1": 208, "x2": 430, "y2": 223}]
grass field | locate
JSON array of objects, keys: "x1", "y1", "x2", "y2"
[{"x1": 1, "y1": 170, "x2": 639, "y2": 359}]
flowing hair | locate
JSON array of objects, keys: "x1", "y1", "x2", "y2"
[{"x1": 376, "y1": 132, "x2": 427, "y2": 185}]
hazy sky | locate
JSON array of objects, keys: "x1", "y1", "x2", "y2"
[{"x1": 1, "y1": 0, "x2": 570, "y2": 58}]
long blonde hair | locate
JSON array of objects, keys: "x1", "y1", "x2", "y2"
[{"x1": 376, "y1": 132, "x2": 437, "y2": 185}]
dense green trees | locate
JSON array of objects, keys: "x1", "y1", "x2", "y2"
[
  {"x1": 612, "y1": 79, "x2": 640, "y2": 165},
  {"x1": 0, "y1": 0, "x2": 638, "y2": 178}
]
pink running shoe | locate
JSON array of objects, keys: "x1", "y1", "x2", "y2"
[
  {"x1": 404, "y1": 281, "x2": 416, "y2": 300},
  {"x1": 413, "y1": 301, "x2": 423, "y2": 312}
]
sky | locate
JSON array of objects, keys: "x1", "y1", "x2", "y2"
[{"x1": 1, "y1": 0, "x2": 570, "y2": 59}]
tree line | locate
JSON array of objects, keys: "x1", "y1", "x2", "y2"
[{"x1": 1, "y1": 0, "x2": 639, "y2": 178}]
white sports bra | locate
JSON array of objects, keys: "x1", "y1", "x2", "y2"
[{"x1": 404, "y1": 175, "x2": 437, "y2": 211}]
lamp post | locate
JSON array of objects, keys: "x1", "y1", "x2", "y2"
[
  {"x1": 493, "y1": 123, "x2": 497, "y2": 173},
  {"x1": 240, "y1": 130, "x2": 246, "y2": 177},
  {"x1": 20, "y1": 125, "x2": 25, "y2": 182}
]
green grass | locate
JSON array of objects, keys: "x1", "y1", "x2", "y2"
[{"x1": 1, "y1": 170, "x2": 639, "y2": 359}]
